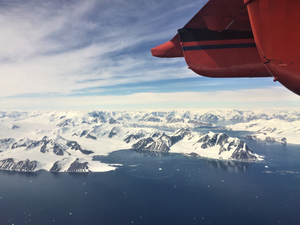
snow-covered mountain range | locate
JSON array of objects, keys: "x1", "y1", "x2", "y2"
[{"x1": 1, "y1": 109, "x2": 298, "y2": 172}]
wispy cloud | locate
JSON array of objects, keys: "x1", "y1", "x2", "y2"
[
  {"x1": 0, "y1": 0, "x2": 201, "y2": 99},
  {"x1": 1, "y1": 87, "x2": 298, "y2": 110},
  {"x1": 0, "y1": 0, "x2": 297, "y2": 110}
]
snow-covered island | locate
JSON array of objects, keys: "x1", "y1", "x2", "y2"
[{"x1": 1, "y1": 109, "x2": 299, "y2": 173}]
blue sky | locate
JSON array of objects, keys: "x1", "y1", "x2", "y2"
[{"x1": 0, "y1": 0, "x2": 299, "y2": 110}]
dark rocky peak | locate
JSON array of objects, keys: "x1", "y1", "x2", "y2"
[
  {"x1": 26, "y1": 140, "x2": 42, "y2": 150},
  {"x1": 169, "y1": 128, "x2": 191, "y2": 145},
  {"x1": 183, "y1": 111, "x2": 191, "y2": 119},
  {"x1": 165, "y1": 111, "x2": 176, "y2": 118},
  {"x1": 57, "y1": 119, "x2": 72, "y2": 127},
  {"x1": 138, "y1": 113, "x2": 161, "y2": 122},
  {"x1": 124, "y1": 132, "x2": 145, "y2": 143},
  {"x1": 67, "y1": 141, "x2": 82, "y2": 151},
  {"x1": 195, "y1": 132, "x2": 261, "y2": 161},
  {"x1": 67, "y1": 159, "x2": 89, "y2": 172},
  {"x1": 86, "y1": 132, "x2": 97, "y2": 140},
  {"x1": 0, "y1": 158, "x2": 37, "y2": 172},
  {"x1": 132, "y1": 137, "x2": 170, "y2": 153},
  {"x1": 0, "y1": 111, "x2": 6, "y2": 118},
  {"x1": 151, "y1": 111, "x2": 168, "y2": 117},
  {"x1": 88, "y1": 111, "x2": 107, "y2": 122},
  {"x1": 159, "y1": 133, "x2": 172, "y2": 147},
  {"x1": 146, "y1": 139, "x2": 170, "y2": 153},
  {"x1": 109, "y1": 118, "x2": 118, "y2": 124},
  {"x1": 132, "y1": 137, "x2": 154, "y2": 150},
  {"x1": 80, "y1": 130, "x2": 89, "y2": 137},
  {"x1": 11, "y1": 137, "x2": 32, "y2": 149},
  {"x1": 0, "y1": 138, "x2": 14, "y2": 144},
  {"x1": 172, "y1": 128, "x2": 191, "y2": 138},
  {"x1": 26, "y1": 136, "x2": 50, "y2": 150},
  {"x1": 66, "y1": 141, "x2": 94, "y2": 155},
  {"x1": 231, "y1": 144, "x2": 256, "y2": 161},
  {"x1": 108, "y1": 127, "x2": 119, "y2": 138},
  {"x1": 166, "y1": 117, "x2": 184, "y2": 123},
  {"x1": 12, "y1": 124, "x2": 20, "y2": 129},
  {"x1": 0, "y1": 138, "x2": 14, "y2": 150},
  {"x1": 7, "y1": 111, "x2": 28, "y2": 119},
  {"x1": 122, "y1": 113, "x2": 132, "y2": 120},
  {"x1": 198, "y1": 113, "x2": 220, "y2": 121},
  {"x1": 196, "y1": 132, "x2": 222, "y2": 149},
  {"x1": 149, "y1": 130, "x2": 162, "y2": 138},
  {"x1": 142, "y1": 116, "x2": 161, "y2": 122},
  {"x1": 257, "y1": 127, "x2": 277, "y2": 133},
  {"x1": 257, "y1": 113, "x2": 270, "y2": 120},
  {"x1": 79, "y1": 129, "x2": 97, "y2": 140},
  {"x1": 42, "y1": 136, "x2": 49, "y2": 141},
  {"x1": 196, "y1": 132, "x2": 241, "y2": 151},
  {"x1": 232, "y1": 109, "x2": 244, "y2": 115},
  {"x1": 40, "y1": 137, "x2": 65, "y2": 156},
  {"x1": 50, "y1": 158, "x2": 90, "y2": 172}
]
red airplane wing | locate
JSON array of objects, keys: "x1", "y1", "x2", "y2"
[
  {"x1": 151, "y1": 0, "x2": 271, "y2": 78},
  {"x1": 152, "y1": 0, "x2": 300, "y2": 95},
  {"x1": 245, "y1": 0, "x2": 300, "y2": 95}
]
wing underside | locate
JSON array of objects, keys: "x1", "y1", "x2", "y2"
[{"x1": 151, "y1": 0, "x2": 271, "y2": 78}]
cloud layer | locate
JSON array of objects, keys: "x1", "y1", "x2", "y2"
[
  {"x1": 1, "y1": 87, "x2": 298, "y2": 110},
  {"x1": 0, "y1": 0, "x2": 298, "y2": 110}
]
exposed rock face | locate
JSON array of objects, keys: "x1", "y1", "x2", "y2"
[
  {"x1": 149, "y1": 130, "x2": 162, "y2": 138},
  {"x1": 0, "y1": 158, "x2": 37, "y2": 172},
  {"x1": 198, "y1": 113, "x2": 220, "y2": 121},
  {"x1": 265, "y1": 137, "x2": 276, "y2": 143},
  {"x1": 124, "y1": 133, "x2": 145, "y2": 143},
  {"x1": 11, "y1": 138, "x2": 32, "y2": 149},
  {"x1": 50, "y1": 158, "x2": 89, "y2": 172},
  {"x1": 151, "y1": 111, "x2": 168, "y2": 117},
  {"x1": 12, "y1": 124, "x2": 20, "y2": 129},
  {"x1": 80, "y1": 130, "x2": 88, "y2": 137},
  {"x1": 57, "y1": 119, "x2": 72, "y2": 127},
  {"x1": 66, "y1": 141, "x2": 82, "y2": 151},
  {"x1": 26, "y1": 140, "x2": 42, "y2": 150},
  {"x1": 194, "y1": 132, "x2": 260, "y2": 161},
  {"x1": 170, "y1": 128, "x2": 192, "y2": 145},
  {"x1": 66, "y1": 141, "x2": 94, "y2": 155},
  {"x1": 67, "y1": 159, "x2": 89, "y2": 172},
  {"x1": 132, "y1": 137, "x2": 170, "y2": 153},
  {"x1": 50, "y1": 161, "x2": 62, "y2": 172},
  {"x1": 0, "y1": 138, "x2": 14, "y2": 150},
  {"x1": 39, "y1": 136, "x2": 65, "y2": 155},
  {"x1": 247, "y1": 134, "x2": 287, "y2": 145},
  {"x1": 108, "y1": 127, "x2": 118, "y2": 138},
  {"x1": 132, "y1": 128, "x2": 192, "y2": 153},
  {"x1": 281, "y1": 138, "x2": 287, "y2": 145},
  {"x1": 86, "y1": 133, "x2": 97, "y2": 140},
  {"x1": 166, "y1": 117, "x2": 184, "y2": 123},
  {"x1": 79, "y1": 130, "x2": 97, "y2": 140},
  {"x1": 109, "y1": 118, "x2": 118, "y2": 124},
  {"x1": 88, "y1": 111, "x2": 107, "y2": 122}
]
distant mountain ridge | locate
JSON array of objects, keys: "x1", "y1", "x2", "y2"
[{"x1": 1, "y1": 109, "x2": 298, "y2": 172}]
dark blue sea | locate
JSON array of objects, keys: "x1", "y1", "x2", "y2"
[{"x1": 1, "y1": 133, "x2": 300, "y2": 225}]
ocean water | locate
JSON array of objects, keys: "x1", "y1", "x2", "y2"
[{"x1": 0, "y1": 139, "x2": 300, "y2": 224}]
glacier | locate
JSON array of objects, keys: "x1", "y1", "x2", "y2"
[{"x1": 1, "y1": 109, "x2": 299, "y2": 172}]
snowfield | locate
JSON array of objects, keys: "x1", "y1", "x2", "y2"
[
  {"x1": 226, "y1": 119, "x2": 300, "y2": 145},
  {"x1": 0, "y1": 109, "x2": 299, "y2": 172}
]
